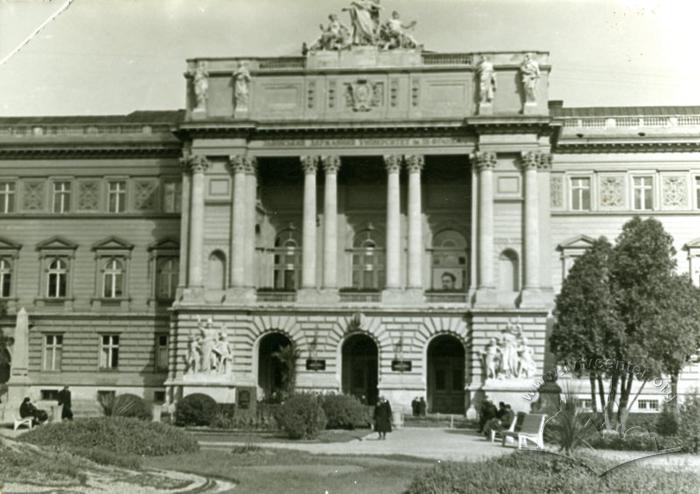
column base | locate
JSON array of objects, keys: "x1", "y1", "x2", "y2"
[
  {"x1": 191, "y1": 108, "x2": 207, "y2": 120},
  {"x1": 296, "y1": 288, "x2": 340, "y2": 304},
  {"x1": 473, "y1": 287, "x2": 499, "y2": 307},
  {"x1": 521, "y1": 101, "x2": 538, "y2": 115},
  {"x1": 223, "y1": 287, "x2": 257, "y2": 305},
  {"x1": 519, "y1": 287, "x2": 554, "y2": 308}
]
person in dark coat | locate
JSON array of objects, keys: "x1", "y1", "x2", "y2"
[
  {"x1": 19, "y1": 397, "x2": 48, "y2": 426},
  {"x1": 418, "y1": 397, "x2": 426, "y2": 417},
  {"x1": 373, "y1": 396, "x2": 392, "y2": 439},
  {"x1": 57, "y1": 385, "x2": 73, "y2": 421}
]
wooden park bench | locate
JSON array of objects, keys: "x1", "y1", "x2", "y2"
[{"x1": 502, "y1": 413, "x2": 546, "y2": 449}]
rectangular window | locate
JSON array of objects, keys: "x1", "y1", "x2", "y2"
[
  {"x1": 696, "y1": 177, "x2": 700, "y2": 209},
  {"x1": 163, "y1": 181, "x2": 182, "y2": 213},
  {"x1": 639, "y1": 399, "x2": 658, "y2": 411},
  {"x1": 100, "y1": 334, "x2": 119, "y2": 369},
  {"x1": 156, "y1": 334, "x2": 168, "y2": 371},
  {"x1": 0, "y1": 182, "x2": 16, "y2": 213},
  {"x1": 41, "y1": 389, "x2": 60, "y2": 400},
  {"x1": 52, "y1": 181, "x2": 71, "y2": 213},
  {"x1": 43, "y1": 334, "x2": 63, "y2": 371},
  {"x1": 153, "y1": 390, "x2": 166, "y2": 403},
  {"x1": 156, "y1": 258, "x2": 178, "y2": 300},
  {"x1": 102, "y1": 258, "x2": 125, "y2": 298},
  {"x1": 570, "y1": 177, "x2": 591, "y2": 211},
  {"x1": 108, "y1": 181, "x2": 126, "y2": 213},
  {"x1": 0, "y1": 258, "x2": 12, "y2": 297},
  {"x1": 633, "y1": 176, "x2": 654, "y2": 210}
]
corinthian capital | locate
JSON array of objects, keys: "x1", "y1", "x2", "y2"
[
  {"x1": 383, "y1": 155, "x2": 402, "y2": 174},
  {"x1": 300, "y1": 155, "x2": 319, "y2": 175},
  {"x1": 473, "y1": 152, "x2": 497, "y2": 171},
  {"x1": 227, "y1": 155, "x2": 256, "y2": 175},
  {"x1": 321, "y1": 156, "x2": 341, "y2": 174},
  {"x1": 404, "y1": 155, "x2": 425, "y2": 173},
  {"x1": 180, "y1": 155, "x2": 210, "y2": 174},
  {"x1": 537, "y1": 153, "x2": 553, "y2": 171},
  {"x1": 520, "y1": 151, "x2": 540, "y2": 171}
]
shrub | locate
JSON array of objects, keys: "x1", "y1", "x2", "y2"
[
  {"x1": 70, "y1": 446, "x2": 142, "y2": 470},
  {"x1": 321, "y1": 394, "x2": 369, "y2": 430},
  {"x1": 175, "y1": 393, "x2": 218, "y2": 426},
  {"x1": 588, "y1": 430, "x2": 681, "y2": 452},
  {"x1": 656, "y1": 401, "x2": 679, "y2": 436},
  {"x1": 406, "y1": 451, "x2": 700, "y2": 494},
  {"x1": 549, "y1": 395, "x2": 597, "y2": 456},
  {"x1": 274, "y1": 393, "x2": 327, "y2": 439},
  {"x1": 20, "y1": 417, "x2": 199, "y2": 456},
  {"x1": 112, "y1": 393, "x2": 151, "y2": 420},
  {"x1": 678, "y1": 390, "x2": 700, "y2": 454}
]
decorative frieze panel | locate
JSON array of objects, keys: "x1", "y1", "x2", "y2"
[
  {"x1": 662, "y1": 175, "x2": 688, "y2": 209},
  {"x1": 550, "y1": 175, "x2": 563, "y2": 208},
  {"x1": 77, "y1": 180, "x2": 100, "y2": 211},
  {"x1": 22, "y1": 181, "x2": 45, "y2": 211},
  {"x1": 599, "y1": 175, "x2": 625, "y2": 209},
  {"x1": 344, "y1": 80, "x2": 383, "y2": 111},
  {"x1": 134, "y1": 180, "x2": 159, "y2": 211}
]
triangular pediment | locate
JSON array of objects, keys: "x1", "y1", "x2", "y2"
[
  {"x1": 148, "y1": 237, "x2": 180, "y2": 251},
  {"x1": 92, "y1": 236, "x2": 134, "y2": 251},
  {"x1": 0, "y1": 236, "x2": 22, "y2": 251},
  {"x1": 684, "y1": 237, "x2": 700, "y2": 250},
  {"x1": 36, "y1": 236, "x2": 78, "y2": 251},
  {"x1": 557, "y1": 234, "x2": 596, "y2": 251}
]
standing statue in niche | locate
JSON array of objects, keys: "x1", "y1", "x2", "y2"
[
  {"x1": 232, "y1": 61, "x2": 252, "y2": 112},
  {"x1": 190, "y1": 62, "x2": 209, "y2": 111},
  {"x1": 519, "y1": 53, "x2": 540, "y2": 105},
  {"x1": 477, "y1": 56, "x2": 497, "y2": 105}
]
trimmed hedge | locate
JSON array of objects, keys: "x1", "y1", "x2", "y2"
[
  {"x1": 321, "y1": 394, "x2": 369, "y2": 430},
  {"x1": 112, "y1": 393, "x2": 151, "y2": 420},
  {"x1": 175, "y1": 393, "x2": 218, "y2": 426},
  {"x1": 274, "y1": 393, "x2": 327, "y2": 439},
  {"x1": 20, "y1": 417, "x2": 199, "y2": 456},
  {"x1": 407, "y1": 451, "x2": 700, "y2": 494}
]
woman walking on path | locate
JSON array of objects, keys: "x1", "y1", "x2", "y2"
[{"x1": 373, "y1": 396, "x2": 392, "y2": 440}]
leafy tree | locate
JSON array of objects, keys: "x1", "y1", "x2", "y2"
[
  {"x1": 272, "y1": 344, "x2": 301, "y2": 398},
  {"x1": 550, "y1": 237, "x2": 623, "y2": 428}
]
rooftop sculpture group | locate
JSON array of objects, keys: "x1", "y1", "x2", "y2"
[{"x1": 308, "y1": 1, "x2": 419, "y2": 52}]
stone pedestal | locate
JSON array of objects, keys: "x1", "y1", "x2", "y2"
[
  {"x1": 532, "y1": 380, "x2": 562, "y2": 415},
  {"x1": 176, "y1": 374, "x2": 238, "y2": 404},
  {"x1": 473, "y1": 287, "x2": 499, "y2": 307},
  {"x1": 191, "y1": 108, "x2": 207, "y2": 120},
  {"x1": 477, "y1": 378, "x2": 540, "y2": 414},
  {"x1": 223, "y1": 287, "x2": 256, "y2": 304},
  {"x1": 478, "y1": 102, "x2": 494, "y2": 115},
  {"x1": 297, "y1": 288, "x2": 339, "y2": 304},
  {"x1": 519, "y1": 287, "x2": 554, "y2": 309},
  {"x1": 522, "y1": 102, "x2": 538, "y2": 115}
]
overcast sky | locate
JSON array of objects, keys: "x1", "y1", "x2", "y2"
[{"x1": 1, "y1": 0, "x2": 699, "y2": 116}]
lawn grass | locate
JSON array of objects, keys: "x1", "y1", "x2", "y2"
[
  {"x1": 145, "y1": 448, "x2": 434, "y2": 494},
  {"x1": 192, "y1": 428, "x2": 371, "y2": 444}
]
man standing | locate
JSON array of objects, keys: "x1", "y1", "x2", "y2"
[
  {"x1": 57, "y1": 385, "x2": 73, "y2": 421},
  {"x1": 373, "y1": 396, "x2": 392, "y2": 440}
]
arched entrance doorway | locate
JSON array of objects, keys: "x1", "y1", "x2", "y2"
[
  {"x1": 258, "y1": 332, "x2": 293, "y2": 400},
  {"x1": 342, "y1": 334, "x2": 378, "y2": 405},
  {"x1": 427, "y1": 335, "x2": 465, "y2": 414}
]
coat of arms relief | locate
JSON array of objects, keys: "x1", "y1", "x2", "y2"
[{"x1": 344, "y1": 80, "x2": 383, "y2": 111}]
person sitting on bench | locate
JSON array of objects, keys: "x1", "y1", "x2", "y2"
[{"x1": 19, "y1": 397, "x2": 48, "y2": 426}]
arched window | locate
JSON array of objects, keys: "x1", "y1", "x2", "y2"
[
  {"x1": 102, "y1": 258, "x2": 125, "y2": 298},
  {"x1": 351, "y1": 229, "x2": 384, "y2": 290},
  {"x1": 498, "y1": 249, "x2": 519, "y2": 292},
  {"x1": 0, "y1": 258, "x2": 11, "y2": 298},
  {"x1": 431, "y1": 229, "x2": 468, "y2": 290},
  {"x1": 156, "y1": 258, "x2": 179, "y2": 300},
  {"x1": 207, "y1": 251, "x2": 226, "y2": 290},
  {"x1": 273, "y1": 228, "x2": 300, "y2": 290},
  {"x1": 47, "y1": 257, "x2": 68, "y2": 298}
]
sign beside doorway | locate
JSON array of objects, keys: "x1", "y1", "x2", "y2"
[{"x1": 391, "y1": 359, "x2": 412, "y2": 372}]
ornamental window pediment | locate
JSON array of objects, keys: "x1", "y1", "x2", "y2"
[{"x1": 557, "y1": 234, "x2": 595, "y2": 280}]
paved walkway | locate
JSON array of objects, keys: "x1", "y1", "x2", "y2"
[{"x1": 199, "y1": 427, "x2": 513, "y2": 462}]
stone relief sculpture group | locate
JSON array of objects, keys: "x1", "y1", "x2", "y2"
[
  {"x1": 186, "y1": 317, "x2": 235, "y2": 375},
  {"x1": 481, "y1": 320, "x2": 537, "y2": 380},
  {"x1": 309, "y1": 1, "x2": 419, "y2": 51}
]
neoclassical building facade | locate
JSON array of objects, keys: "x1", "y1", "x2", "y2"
[{"x1": 1, "y1": 36, "x2": 699, "y2": 418}]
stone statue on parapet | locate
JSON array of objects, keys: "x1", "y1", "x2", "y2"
[
  {"x1": 343, "y1": 0, "x2": 382, "y2": 45},
  {"x1": 477, "y1": 56, "x2": 497, "y2": 104},
  {"x1": 520, "y1": 53, "x2": 540, "y2": 104},
  {"x1": 232, "y1": 61, "x2": 251, "y2": 112},
  {"x1": 379, "y1": 10, "x2": 417, "y2": 49},
  {"x1": 310, "y1": 14, "x2": 351, "y2": 51},
  {"x1": 190, "y1": 61, "x2": 208, "y2": 110}
]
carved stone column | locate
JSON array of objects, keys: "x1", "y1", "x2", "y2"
[
  {"x1": 177, "y1": 157, "x2": 192, "y2": 293},
  {"x1": 300, "y1": 156, "x2": 318, "y2": 289},
  {"x1": 521, "y1": 151, "x2": 540, "y2": 291},
  {"x1": 227, "y1": 155, "x2": 251, "y2": 289},
  {"x1": 405, "y1": 155, "x2": 424, "y2": 290},
  {"x1": 185, "y1": 155, "x2": 209, "y2": 289},
  {"x1": 537, "y1": 153, "x2": 554, "y2": 296},
  {"x1": 384, "y1": 155, "x2": 402, "y2": 291},
  {"x1": 245, "y1": 158, "x2": 258, "y2": 288},
  {"x1": 322, "y1": 156, "x2": 341, "y2": 290},
  {"x1": 474, "y1": 152, "x2": 497, "y2": 305}
]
